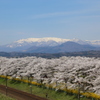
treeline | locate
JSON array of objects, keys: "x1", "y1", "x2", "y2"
[{"x1": 0, "y1": 50, "x2": 100, "y2": 58}]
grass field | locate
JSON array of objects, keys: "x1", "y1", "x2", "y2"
[
  {"x1": 0, "y1": 93, "x2": 15, "y2": 100},
  {"x1": 0, "y1": 78, "x2": 91, "y2": 100}
]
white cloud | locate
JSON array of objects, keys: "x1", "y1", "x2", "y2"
[
  {"x1": 30, "y1": 12, "x2": 76, "y2": 19},
  {"x1": 29, "y1": 8, "x2": 100, "y2": 19}
]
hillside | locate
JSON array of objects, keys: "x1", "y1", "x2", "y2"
[{"x1": 0, "y1": 50, "x2": 100, "y2": 58}]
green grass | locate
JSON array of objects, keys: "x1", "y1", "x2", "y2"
[
  {"x1": 0, "y1": 78, "x2": 91, "y2": 100},
  {"x1": 0, "y1": 93, "x2": 15, "y2": 100}
]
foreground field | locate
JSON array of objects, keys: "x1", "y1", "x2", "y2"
[
  {"x1": 0, "y1": 78, "x2": 90, "y2": 100},
  {"x1": 0, "y1": 93, "x2": 15, "y2": 100}
]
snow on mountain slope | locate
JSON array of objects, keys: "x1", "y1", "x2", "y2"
[
  {"x1": 6, "y1": 37, "x2": 91, "y2": 48},
  {"x1": 16, "y1": 37, "x2": 90, "y2": 45},
  {"x1": 16, "y1": 37, "x2": 69, "y2": 43},
  {"x1": 89, "y1": 40, "x2": 100, "y2": 46},
  {"x1": 5, "y1": 37, "x2": 71, "y2": 48},
  {"x1": 0, "y1": 37, "x2": 100, "y2": 52}
]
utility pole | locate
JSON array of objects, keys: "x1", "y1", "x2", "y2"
[
  {"x1": 78, "y1": 81, "x2": 80, "y2": 100},
  {"x1": 28, "y1": 76, "x2": 29, "y2": 85},
  {"x1": 30, "y1": 85, "x2": 32, "y2": 94},
  {"x1": 6, "y1": 74, "x2": 8, "y2": 96},
  {"x1": 30, "y1": 74, "x2": 33, "y2": 94}
]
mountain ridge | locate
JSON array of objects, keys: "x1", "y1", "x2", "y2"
[
  {"x1": 2, "y1": 37, "x2": 100, "y2": 47},
  {"x1": 26, "y1": 41, "x2": 97, "y2": 53},
  {"x1": 0, "y1": 37, "x2": 100, "y2": 53}
]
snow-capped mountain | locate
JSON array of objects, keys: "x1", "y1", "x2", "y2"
[
  {"x1": 6, "y1": 37, "x2": 69, "y2": 48},
  {"x1": 5, "y1": 37, "x2": 94, "y2": 48},
  {"x1": 88, "y1": 40, "x2": 100, "y2": 47},
  {"x1": 0, "y1": 37, "x2": 100, "y2": 52}
]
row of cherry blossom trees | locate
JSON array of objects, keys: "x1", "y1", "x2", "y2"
[{"x1": 0, "y1": 56, "x2": 100, "y2": 94}]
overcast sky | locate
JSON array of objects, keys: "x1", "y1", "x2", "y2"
[{"x1": 0, "y1": 0, "x2": 100, "y2": 45}]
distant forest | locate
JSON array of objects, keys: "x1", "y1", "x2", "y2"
[{"x1": 0, "y1": 50, "x2": 100, "y2": 58}]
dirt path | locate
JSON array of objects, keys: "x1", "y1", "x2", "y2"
[{"x1": 0, "y1": 85, "x2": 48, "y2": 100}]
